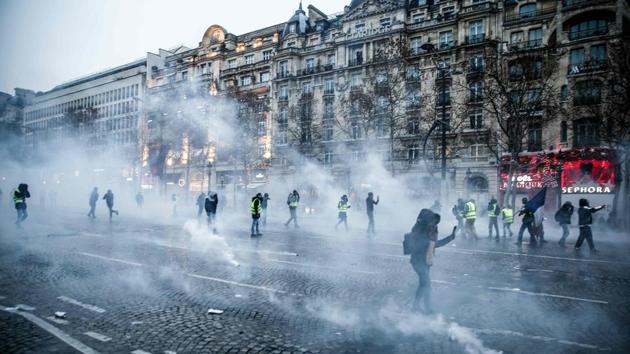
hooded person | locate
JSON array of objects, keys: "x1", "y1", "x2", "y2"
[
  {"x1": 405, "y1": 208, "x2": 456, "y2": 314},
  {"x1": 13, "y1": 183, "x2": 31, "y2": 227},
  {"x1": 487, "y1": 197, "x2": 500, "y2": 239},
  {"x1": 102, "y1": 189, "x2": 119, "y2": 221},
  {"x1": 88, "y1": 187, "x2": 98, "y2": 219},
  {"x1": 205, "y1": 191, "x2": 219, "y2": 234},
  {"x1": 250, "y1": 193, "x2": 263, "y2": 237},
  {"x1": 555, "y1": 201, "x2": 574, "y2": 247},
  {"x1": 575, "y1": 198, "x2": 604, "y2": 253},
  {"x1": 365, "y1": 192, "x2": 379, "y2": 235},
  {"x1": 284, "y1": 190, "x2": 300, "y2": 228}
]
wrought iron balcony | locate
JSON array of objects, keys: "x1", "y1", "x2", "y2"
[
  {"x1": 568, "y1": 26, "x2": 608, "y2": 41},
  {"x1": 464, "y1": 33, "x2": 486, "y2": 45},
  {"x1": 504, "y1": 7, "x2": 555, "y2": 24}
]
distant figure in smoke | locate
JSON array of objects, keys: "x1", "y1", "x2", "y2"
[
  {"x1": 463, "y1": 199, "x2": 478, "y2": 239},
  {"x1": 196, "y1": 192, "x2": 206, "y2": 218},
  {"x1": 516, "y1": 197, "x2": 535, "y2": 245},
  {"x1": 366, "y1": 192, "x2": 379, "y2": 235},
  {"x1": 430, "y1": 200, "x2": 441, "y2": 214},
  {"x1": 555, "y1": 201, "x2": 574, "y2": 247},
  {"x1": 500, "y1": 204, "x2": 514, "y2": 238},
  {"x1": 261, "y1": 193, "x2": 270, "y2": 226},
  {"x1": 404, "y1": 209, "x2": 455, "y2": 314},
  {"x1": 103, "y1": 189, "x2": 119, "y2": 221},
  {"x1": 171, "y1": 194, "x2": 178, "y2": 217},
  {"x1": 250, "y1": 193, "x2": 263, "y2": 237},
  {"x1": 205, "y1": 191, "x2": 219, "y2": 234},
  {"x1": 452, "y1": 199, "x2": 465, "y2": 236},
  {"x1": 335, "y1": 195, "x2": 350, "y2": 230},
  {"x1": 487, "y1": 197, "x2": 500, "y2": 239},
  {"x1": 575, "y1": 198, "x2": 604, "y2": 253},
  {"x1": 88, "y1": 187, "x2": 98, "y2": 219},
  {"x1": 135, "y1": 191, "x2": 144, "y2": 208},
  {"x1": 13, "y1": 183, "x2": 30, "y2": 227},
  {"x1": 284, "y1": 190, "x2": 300, "y2": 228}
]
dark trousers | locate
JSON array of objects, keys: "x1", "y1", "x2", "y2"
[
  {"x1": 517, "y1": 219, "x2": 535, "y2": 243},
  {"x1": 412, "y1": 262, "x2": 432, "y2": 313},
  {"x1": 251, "y1": 216, "x2": 260, "y2": 235},
  {"x1": 575, "y1": 226, "x2": 595, "y2": 250},
  {"x1": 367, "y1": 211, "x2": 375, "y2": 234},
  {"x1": 457, "y1": 217, "x2": 464, "y2": 235},
  {"x1": 559, "y1": 223, "x2": 570, "y2": 245},
  {"x1": 107, "y1": 205, "x2": 118, "y2": 220},
  {"x1": 15, "y1": 204, "x2": 28, "y2": 225},
  {"x1": 335, "y1": 212, "x2": 348, "y2": 230},
  {"x1": 488, "y1": 217, "x2": 499, "y2": 238},
  {"x1": 88, "y1": 203, "x2": 96, "y2": 218},
  {"x1": 207, "y1": 212, "x2": 217, "y2": 233},
  {"x1": 285, "y1": 208, "x2": 298, "y2": 227},
  {"x1": 262, "y1": 208, "x2": 267, "y2": 226}
]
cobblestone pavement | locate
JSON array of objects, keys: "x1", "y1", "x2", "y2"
[{"x1": 0, "y1": 208, "x2": 629, "y2": 354}]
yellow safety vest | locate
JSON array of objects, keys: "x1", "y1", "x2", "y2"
[
  {"x1": 465, "y1": 202, "x2": 476, "y2": 219},
  {"x1": 13, "y1": 189, "x2": 25, "y2": 205},
  {"x1": 488, "y1": 203, "x2": 497, "y2": 218},
  {"x1": 289, "y1": 195, "x2": 299, "y2": 208},
  {"x1": 338, "y1": 201, "x2": 349, "y2": 212},
  {"x1": 502, "y1": 208, "x2": 514, "y2": 223},
  {"x1": 250, "y1": 199, "x2": 261, "y2": 215}
]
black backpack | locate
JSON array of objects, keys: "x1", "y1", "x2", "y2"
[
  {"x1": 403, "y1": 232, "x2": 418, "y2": 255},
  {"x1": 554, "y1": 209, "x2": 562, "y2": 223}
]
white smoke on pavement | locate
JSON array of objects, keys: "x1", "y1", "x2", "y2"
[{"x1": 182, "y1": 219, "x2": 239, "y2": 267}]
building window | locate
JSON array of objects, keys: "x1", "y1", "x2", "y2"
[
  {"x1": 263, "y1": 50, "x2": 272, "y2": 61},
  {"x1": 569, "y1": 19, "x2": 608, "y2": 40},
  {"x1": 279, "y1": 85, "x2": 288, "y2": 100},
  {"x1": 408, "y1": 145, "x2": 420, "y2": 164},
  {"x1": 302, "y1": 82, "x2": 312, "y2": 94},
  {"x1": 437, "y1": 86, "x2": 450, "y2": 106},
  {"x1": 409, "y1": 37, "x2": 422, "y2": 55},
  {"x1": 228, "y1": 59, "x2": 237, "y2": 68},
  {"x1": 407, "y1": 65, "x2": 420, "y2": 81},
  {"x1": 241, "y1": 76, "x2": 252, "y2": 86},
  {"x1": 351, "y1": 120, "x2": 361, "y2": 139},
  {"x1": 278, "y1": 61, "x2": 288, "y2": 76},
  {"x1": 561, "y1": 84, "x2": 568, "y2": 100},
  {"x1": 351, "y1": 73, "x2": 362, "y2": 89},
  {"x1": 574, "y1": 80, "x2": 601, "y2": 105},
  {"x1": 289, "y1": 23, "x2": 296, "y2": 33},
  {"x1": 322, "y1": 121, "x2": 334, "y2": 141},
  {"x1": 305, "y1": 58, "x2": 315, "y2": 72},
  {"x1": 590, "y1": 44, "x2": 607, "y2": 64},
  {"x1": 527, "y1": 123, "x2": 542, "y2": 151},
  {"x1": 573, "y1": 118, "x2": 599, "y2": 147},
  {"x1": 277, "y1": 107, "x2": 288, "y2": 145},
  {"x1": 260, "y1": 72, "x2": 270, "y2": 83},
  {"x1": 327, "y1": 54, "x2": 336, "y2": 67},
  {"x1": 244, "y1": 55, "x2": 254, "y2": 65},
  {"x1": 519, "y1": 3, "x2": 537, "y2": 18},
  {"x1": 350, "y1": 46, "x2": 363, "y2": 65},
  {"x1": 406, "y1": 91, "x2": 421, "y2": 110},
  {"x1": 181, "y1": 71, "x2": 188, "y2": 80},
  {"x1": 469, "y1": 144, "x2": 487, "y2": 160},
  {"x1": 469, "y1": 81, "x2": 483, "y2": 102},
  {"x1": 468, "y1": 20, "x2": 484, "y2": 43},
  {"x1": 412, "y1": 14, "x2": 424, "y2": 23},
  {"x1": 528, "y1": 28, "x2": 543, "y2": 46},
  {"x1": 561, "y1": 121, "x2": 568, "y2": 143},
  {"x1": 258, "y1": 119, "x2": 266, "y2": 136},
  {"x1": 469, "y1": 108, "x2": 483, "y2": 129},
  {"x1": 469, "y1": 55, "x2": 484, "y2": 72},
  {"x1": 407, "y1": 117, "x2": 420, "y2": 135},
  {"x1": 511, "y1": 31, "x2": 524, "y2": 44},
  {"x1": 439, "y1": 31, "x2": 453, "y2": 49},
  {"x1": 324, "y1": 78, "x2": 334, "y2": 94},
  {"x1": 324, "y1": 150, "x2": 333, "y2": 165}
]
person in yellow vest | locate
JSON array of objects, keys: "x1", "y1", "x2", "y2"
[
  {"x1": 501, "y1": 204, "x2": 514, "y2": 238},
  {"x1": 13, "y1": 183, "x2": 31, "y2": 227},
  {"x1": 487, "y1": 197, "x2": 500, "y2": 239},
  {"x1": 250, "y1": 193, "x2": 263, "y2": 237},
  {"x1": 463, "y1": 198, "x2": 478, "y2": 239},
  {"x1": 335, "y1": 194, "x2": 351, "y2": 230}
]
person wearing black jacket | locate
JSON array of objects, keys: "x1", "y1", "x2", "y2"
[
  {"x1": 575, "y1": 198, "x2": 604, "y2": 253},
  {"x1": 102, "y1": 189, "x2": 118, "y2": 221},
  {"x1": 487, "y1": 198, "x2": 500, "y2": 239},
  {"x1": 556, "y1": 201, "x2": 574, "y2": 247},
  {"x1": 13, "y1": 183, "x2": 30, "y2": 227},
  {"x1": 205, "y1": 192, "x2": 219, "y2": 234},
  {"x1": 516, "y1": 197, "x2": 535, "y2": 245},
  {"x1": 365, "y1": 192, "x2": 379, "y2": 235},
  {"x1": 407, "y1": 209, "x2": 456, "y2": 314}
]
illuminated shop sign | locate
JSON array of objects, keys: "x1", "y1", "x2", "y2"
[{"x1": 561, "y1": 160, "x2": 615, "y2": 194}]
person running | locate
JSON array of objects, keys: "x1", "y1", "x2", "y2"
[
  {"x1": 405, "y1": 209, "x2": 456, "y2": 314},
  {"x1": 284, "y1": 190, "x2": 300, "y2": 228},
  {"x1": 13, "y1": 183, "x2": 30, "y2": 227},
  {"x1": 102, "y1": 189, "x2": 119, "y2": 221},
  {"x1": 500, "y1": 204, "x2": 514, "y2": 238},
  {"x1": 88, "y1": 187, "x2": 98, "y2": 219},
  {"x1": 555, "y1": 201, "x2": 574, "y2": 247},
  {"x1": 250, "y1": 193, "x2": 263, "y2": 237},
  {"x1": 575, "y1": 198, "x2": 605, "y2": 253},
  {"x1": 366, "y1": 192, "x2": 379, "y2": 235},
  {"x1": 335, "y1": 194, "x2": 350, "y2": 230},
  {"x1": 261, "y1": 193, "x2": 270, "y2": 226},
  {"x1": 205, "y1": 191, "x2": 219, "y2": 234}
]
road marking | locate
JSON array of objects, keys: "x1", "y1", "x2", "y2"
[
  {"x1": 76, "y1": 252, "x2": 143, "y2": 267},
  {"x1": 131, "y1": 350, "x2": 152, "y2": 354},
  {"x1": 187, "y1": 273, "x2": 287, "y2": 294},
  {"x1": 0, "y1": 295, "x2": 5, "y2": 300},
  {"x1": 487, "y1": 287, "x2": 608, "y2": 305},
  {"x1": 15, "y1": 304, "x2": 36, "y2": 311},
  {"x1": 1, "y1": 305, "x2": 100, "y2": 354},
  {"x1": 432, "y1": 279, "x2": 457, "y2": 285},
  {"x1": 46, "y1": 316, "x2": 69, "y2": 325},
  {"x1": 164, "y1": 351, "x2": 176, "y2": 354},
  {"x1": 57, "y1": 296, "x2": 106, "y2": 314},
  {"x1": 268, "y1": 259, "x2": 375, "y2": 274},
  {"x1": 84, "y1": 331, "x2": 112, "y2": 342},
  {"x1": 444, "y1": 247, "x2": 630, "y2": 265},
  {"x1": 79, "y1": 232, "x2": 104, "y2": 238},
  {"x1": 472, "y1": 328, "x2": 610, "y2": 351}
]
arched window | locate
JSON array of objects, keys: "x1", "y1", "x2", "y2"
[
  {"x1": 569, "y1": 19, "x2": 608, "y2": 40},
  {"x1": 467, "y1": 175, "x2": 489, "y2": 193},
  {"x1": 519, "y1": 3, "x2": 537, "y2": 18}
]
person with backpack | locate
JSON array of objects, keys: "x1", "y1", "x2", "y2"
[
  {"x1": 335, "y1": 194, "x2": 350, "y2": 230},
  {"x1": 575, "y1": 198, "x2": 605, "y2": 253},
  {"x1": 516, "y1": 197, "x2": 536, "y2": 245},
  {"x1": 487, "y1": 197, "x2": 500, "y2": 239},
  {"x1": 404, "y1": 209, "x2": 456, "y2": 314},
  {"x1": 13, "y1": 183, "x2": 30, "y2": 227},
  {"x1": 205, "y1": 192, "x2": 219, "y2": 234},
  {"x1": 500, "y1": 204, "x2": 514, "y2": 238},
  {"x1": 250, "y1": 193, "x2": 263, "y2": 237},
  {"x1": 555, "y1": 201, "x2": 574, "y2": 247},
  {"x1": 284, "y1": 190, "x2": 300, "y2": 228}
]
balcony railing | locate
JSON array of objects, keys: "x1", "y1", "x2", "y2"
[
  {"x1": 508, "y1": 39, "x2": 543, "y2": 51},
  {"x1": 567, "y1": 60, "x2": 608, "y2": 75},
  {"x1": 467, "y1": 65, "x2": 485, "y2": 74},
  {"x1": 568, "y1": 26, "x2": 608, "y2": 40},
  {"x1": 323, "y1": 88, "x2": 335, "y2": 95},
  {"x1": 348, "y1": 58, "x2": 364, "y2": 67},
  {"x1": 278, "y1": 95, "x2": 288, "y2": 101},
  {"x1": 460, "y1": 1, "x2": 498, "y2": 15},
  {"x1": 573, "y1": 96, "x2": 601, "y2": 106},
  {"x1": 504, "y1": 7, "x2": 556, "y2": 24},
  {"x1": 465, "y1": 33, "x2": 486, "y2": 45},
  {"x1": 300, "y1": 64, "x2": 335, "y2": 76},
  {"x1": 562, "y1": 0, "x2": 613, "y2": 11},
  {"x1": 439, "y1": 40, "x2": 455, "y2": 50},
  {"x1": 276, "y1": 71, "x2": 292, "y2": 79}
]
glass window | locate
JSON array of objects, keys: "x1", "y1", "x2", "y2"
[
  {"x1": 590, "y1": 45, "x2": 606, "y2": 63},
  {"x1": 228, "y1": 59, "x2": 237, "y2": 68},
  {"x1": 469, "y1": 20, "x2": 484, "y2": 37},
  {"x1": 263, "y1": 50, "x2": 272, "y2": 61},
  {"x1": 573, "y1": 118, "x2": 599, "y2": 147},
  {"x1": 244, "y1": 55, "x2": 254, "y2": 65},
  {"x1": 469, "y1": 108, "x2": 483, "y2": 129},
  {"x1": 519, "y1": 3, "x2": 537, "y2": 17},
  {"x1": 439, "y1": 31, "x2": 453, "y2": 49},
  {"x1": 324, "y1": 78, "x2": 334, "y2": 93},
  {"x1": 260, "y1": 72, "x2": 270, "y2": 82},
  {"x1": 302, "y1": 82, "x2": 312, "y2": 94},
  {"x1": 279, "y1": 85, "x2": 288, "y2": 99},
  {"x1": 570, "y1": 48, "x2": 585, "y2": 66},
  {"x1": 469, "y1": 81, "x2": 483, "y2": 102},
  {"x1": 528, "y1": 28, "x2": 543, "y2": 46},
  {"x1": 240, "y1": 76, "x2": 252, "y2": 86},
  {"x1": 560, "y1": 121, "x2": 568, "y2": 142},
  {"x1": 527, "y1": 123, "x2": 542, "y2": 151},
  {"x1": 569, "y1": 19, "x2": 608, "y2": 40},
  {"x1": 327, "y1": 54, "x2": 336, "y2": 67},
  {"x1": 409, "y1": 37, "x2": 422, "y2": 54}
]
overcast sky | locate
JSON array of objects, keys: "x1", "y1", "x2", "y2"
[{"x1": 0, "y1": 0, "x2": 344, "y2": 94}]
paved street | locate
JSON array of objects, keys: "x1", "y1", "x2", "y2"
[{"x1": 1, "y1": 207, "x2": 629, "y2": 354}]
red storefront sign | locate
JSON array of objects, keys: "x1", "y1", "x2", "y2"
[{"x1": 561, "y1": 159, "x2": 615, "y2": 194}]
